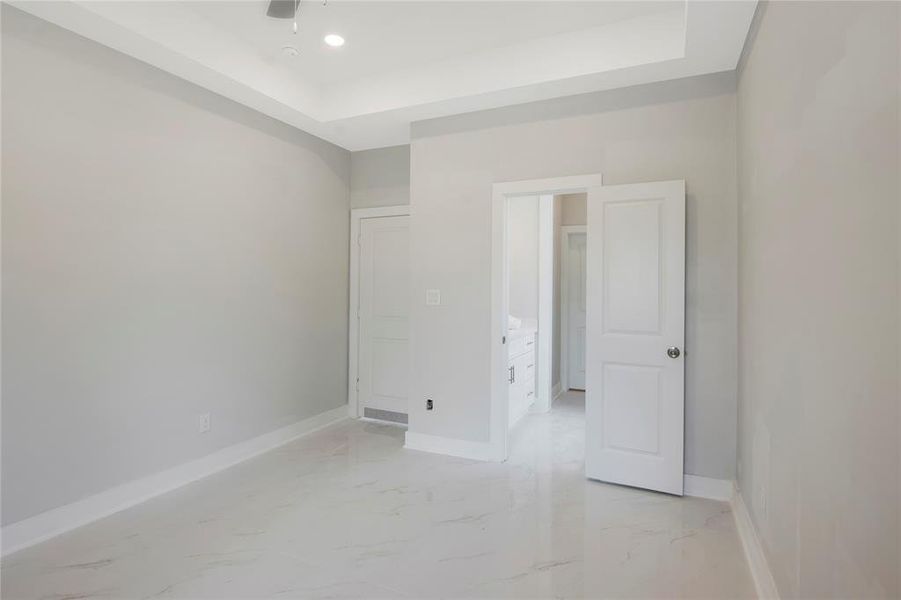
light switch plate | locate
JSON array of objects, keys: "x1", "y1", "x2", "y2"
[{"x1": 425, "y1": 289, "x2": 441, "y2": 306}]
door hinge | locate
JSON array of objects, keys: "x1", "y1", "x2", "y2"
[{"x1": 355, "y1": 377, "x2": 359, "y2": 392}]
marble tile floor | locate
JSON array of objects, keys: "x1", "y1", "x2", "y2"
[{"x1": 1, "y1": 392, "x2": 756, "y2": 599}]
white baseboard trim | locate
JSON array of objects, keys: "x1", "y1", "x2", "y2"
[
  {"x1": 551, "y1": 382, "x2": 563, "y2": 405},
  {"x1": 1, "y1": 405, "x2": 349, "y2": 557},
  {"x1": 404, "y1": 432, "x2": 503, "y2": 462},
  {"x1": 731, "y1": 488, "x2": 780, "y2": 599},
  {"x1": 683, "y1": 475, "x2": 735, "y2": 501}
]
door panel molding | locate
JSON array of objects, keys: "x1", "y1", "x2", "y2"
[
  {"x1": 585, "y1": 180, "x2": 685, "y2": 495},
  {"x1": 348, "y1": 205, "x2": 410, "y2": 418}
]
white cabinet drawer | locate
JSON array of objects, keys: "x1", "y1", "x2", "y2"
[
  {"x1": 508, "y1": 333, "x2": 536, "y2": 359},
  {"x1": 510, "y1": 352, "x2": 535, "y2": 386},
  {"x1": 507, "y1": 329, "x2": 536, "y2": 428},
  {"x1": 508, "y1": 376, "x2": 535, "y2": 426}
]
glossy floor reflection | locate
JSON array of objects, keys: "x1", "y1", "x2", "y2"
[{"x1": 2, "y1": 392, "x2": 756, "y2": 598}]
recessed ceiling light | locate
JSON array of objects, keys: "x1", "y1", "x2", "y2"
[
  {"x1": 324, "y1": 34, "x2": 345, "y2": 48},
  {"x1": 281, "y1": 45, "x2": 299, "y2": 57}
]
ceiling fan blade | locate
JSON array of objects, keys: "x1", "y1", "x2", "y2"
[{"x1": 266, "y1": 0, "x2": 297, "y2": 19}]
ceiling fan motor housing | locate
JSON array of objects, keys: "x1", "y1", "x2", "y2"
[{"x1": 266, "y1": 0, "x2": 297, "y2": 19}]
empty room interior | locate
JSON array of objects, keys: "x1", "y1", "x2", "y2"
[{"x1": 1, "y1": 1, "x2": 899, "y2": 598}]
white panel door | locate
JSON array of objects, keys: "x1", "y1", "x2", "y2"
[
  {"x1": 585, "y1": 181, "x2": 685, "y2": 495},
  {"x1": 359, "y1": 216, "x2": 410, "y2": 415},
  {"x1": 566, "y1": 233, "x2": 587, "y2": 390}
]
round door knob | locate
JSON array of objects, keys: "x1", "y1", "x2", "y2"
[{"x1": 667, "y1": 346, "x2": 681, "y2": 359}]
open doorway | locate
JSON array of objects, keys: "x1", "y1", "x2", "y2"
[
  {"x1": 490, "y1": 174, "x2": 603, "y2": 458},
  {"x1": 556, "y1": 194, "x2": 588, "y2": 420},
  {"x1": 504, "y1": 192, "x2": 589, "y2": 432},
  {"x1": 503, "y1": 192, "x2": 558, "y2": 428},
  {"x1": 491, "y1": 175, "x2": 686, "y2": 496},
  {"x1": 556, "y1": 192, "x2": 588, "y2": 388}
]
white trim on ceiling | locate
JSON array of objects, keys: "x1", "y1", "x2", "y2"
[{"x1": 8, "y1": 1, "x2": 758, "y2": 151}]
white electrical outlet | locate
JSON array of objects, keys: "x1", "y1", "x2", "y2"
[
  {"x1": 425, "y1": 289, "x2": 441, "y2": 306},
  {"x1": 198, "y1": 413, "x2": 211, "y2": 433}
]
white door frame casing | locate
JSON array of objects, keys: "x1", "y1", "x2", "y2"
[
  {"x1": 348, "y1": 205, "x2": 411, "y2": 418},
  {"x1": 559, "y1": 225, "x2": 587, "y2": 394},
  {"x1": 535, "y1": 195, "x2": 555, "y2": 414},
  {"x1": 490, "y1": 174, "x2": 604, "y2": 460}
]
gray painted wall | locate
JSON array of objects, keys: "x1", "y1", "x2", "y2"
[
  {"x1": 408, "y1": 72, "x2": 739, "y2": 480},
  {"x1": 507, "y1": 196, "x2": 539, "y2": 321},
  {"x1": 350, "y1": 145, "x2": 410, "y2": 208},
  {"x1": 559, "y1": 193, "x2": 587, "y2": 226},
  {"x1": 736, "y1": 2, "x2": 900, "y2": 597},
  {"x1": 1, "y1": 7, "x2": 351, "y2": 525}
]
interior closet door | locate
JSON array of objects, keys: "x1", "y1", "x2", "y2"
[
  {"x1": 566, "y1": 232, "x2": 587, "y2": 390},
  {"x1": 358, "y1": 215, "x2": 410, "y2": 418},
  {"x1": 584, "y1": 181, "x2": 685, "y2": 495}
]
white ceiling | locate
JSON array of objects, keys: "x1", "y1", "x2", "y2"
[
  {"x1": 183, "y1": 1, "x2": 674, "y2": 86},
  {"x1": 12, "y1": 1, "x2": 758, "y2": 151}
]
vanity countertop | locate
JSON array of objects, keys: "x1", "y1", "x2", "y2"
[{"x1": 507, "y1": 322, "x2": 537, "y2": 340}]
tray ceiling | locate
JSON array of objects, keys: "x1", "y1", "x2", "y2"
[{"x1": 12, "y1": 1, "x2": 758, "y2": 150}]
